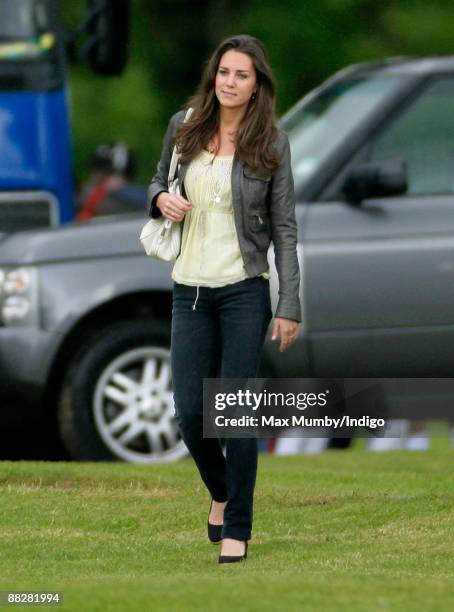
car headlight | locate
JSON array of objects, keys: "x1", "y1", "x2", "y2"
[{"x1": 0, "y1": 266, "x2": 39, "y2": 326}]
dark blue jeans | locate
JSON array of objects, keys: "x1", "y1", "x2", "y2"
[{"x1": 171, "y1": 277, "x2": 273, "y2": 541}]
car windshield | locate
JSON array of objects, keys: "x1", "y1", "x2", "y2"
[
  {"x1": 0, "y1": 0, "x2": 55, "y2": 59},
  {"x1": 281, "y1": 76, "x2": 402, "y2": 192}
]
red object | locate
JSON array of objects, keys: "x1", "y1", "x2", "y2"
[
  {"x1": 267, "y1": 437, "x2": 277, "y2": 453},
  {"x1": 76, "y1": 183, "x2": 109, "y2": 221}
]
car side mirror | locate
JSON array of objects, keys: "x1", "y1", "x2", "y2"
[{"x1": 342, "y1": 158, "x2": 408, "y2": 204}]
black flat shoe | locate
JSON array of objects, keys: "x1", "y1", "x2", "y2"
[
  {"x1": 218, "y1": 540, "x2": 248, "y2": 564},
  {"x1": 207, "y1": 500, "x2": 223, "y2": 544}
]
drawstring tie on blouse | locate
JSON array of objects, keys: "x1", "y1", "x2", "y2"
[{"x1": 192, "y1": 286, "x2": 200, "y2": 311}]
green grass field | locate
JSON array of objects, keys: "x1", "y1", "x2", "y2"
[{"x1": 1, "y1": 448, "x2": 453, "y2": 611}]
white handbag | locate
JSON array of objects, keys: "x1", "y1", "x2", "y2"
[{"x1": 140, "y1": 108, "x2": 193, "y2": 261}]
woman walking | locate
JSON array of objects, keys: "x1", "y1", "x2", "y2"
[{"x1": 147, "y1": 34, "x2": 301, "y2": 563}]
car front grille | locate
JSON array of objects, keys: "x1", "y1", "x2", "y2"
[{"x1": 0, "y1": 191, "x2": 58, "y2": 233}]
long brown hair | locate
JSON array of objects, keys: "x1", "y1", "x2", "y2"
[{"x1": 175, "y1": 34, "x2": 280, "y2": 174}]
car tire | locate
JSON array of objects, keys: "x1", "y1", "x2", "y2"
[{"x1": 57, "y1": 318, "x2": 188, "y2": 463}]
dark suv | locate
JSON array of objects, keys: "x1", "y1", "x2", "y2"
[{"x1": 2, "y1": 55, "x2": 454, "y2": 462}]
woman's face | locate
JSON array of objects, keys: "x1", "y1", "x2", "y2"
[{"x1": 215, "y1": 49, "x2": 257, "y2": 112}]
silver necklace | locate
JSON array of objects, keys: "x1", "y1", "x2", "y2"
[{"x1": 211, "y1": 159, "x2": 231, "y2": 206}]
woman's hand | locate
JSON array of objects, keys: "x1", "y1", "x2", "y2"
[
  {"x1": 156, "y1": 192, "x2": 192, "y2": 222},
  {"x1": 271, "y1": 317, "x2": 300, "y2": 352}
]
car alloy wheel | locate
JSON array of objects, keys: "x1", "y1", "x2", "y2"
[{"x1": 93, "y1": 346, "x2": 187, "y2": 463}]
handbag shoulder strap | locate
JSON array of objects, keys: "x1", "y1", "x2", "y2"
[{"x1": 168, "y1": 107, "x2": 194, "y2": 185}]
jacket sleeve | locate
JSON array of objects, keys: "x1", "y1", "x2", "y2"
[
  {"x1": 146, "y1": 110, "x2": 186, "y2": 219},
  {"x1": 269, "y1": 132, "x2": 302, "y2": 322}
]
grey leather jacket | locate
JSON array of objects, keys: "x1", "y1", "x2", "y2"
[{"x1": 147, "y1": 109, "x2": 301, "y2": 322}]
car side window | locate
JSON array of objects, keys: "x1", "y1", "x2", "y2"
[{"x1": 369, "y1": 77, "x2": 454, "y2": 195}]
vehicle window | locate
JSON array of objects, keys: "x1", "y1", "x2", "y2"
[
  {"x1": 369, "y1": 77, "x2": 454, "y2": 195},
  {"x1": 281, "y1": 76, "x2": 401, "y2": 192},
  {"x1": 0, "y1": 0, "x2": 54, "y2": 60}
]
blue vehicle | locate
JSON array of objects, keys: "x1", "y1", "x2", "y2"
[{"x1": 0, "y1": 0, "x2": 129, "y2": 233}]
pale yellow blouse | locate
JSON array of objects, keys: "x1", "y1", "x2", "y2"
[{"x1": 172, "y1": 149, "x2": 251, "y2": 287}]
